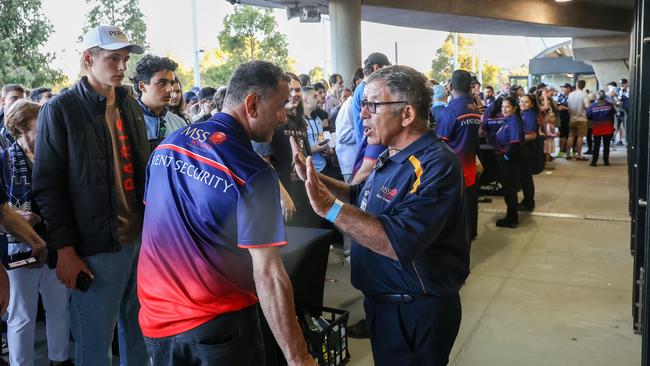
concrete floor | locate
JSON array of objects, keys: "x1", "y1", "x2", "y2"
[
  {"x1": 25, "y1": 146, "x2": 640, "y2": 365},
  {"x1": 323, "y1": 146, "x2": 641, "y2": 366}
]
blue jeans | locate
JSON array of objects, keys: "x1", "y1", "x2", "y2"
[
  {"x1": 71, "y1": 238, "x2": 148, "y2": 366},
  {"x1": 144, "y1": 305, "x2": 264, "y2": 365}
]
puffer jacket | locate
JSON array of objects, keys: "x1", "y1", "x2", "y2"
[{"x1": 32, "y1": 77, "x2": 150, "y2": 257}]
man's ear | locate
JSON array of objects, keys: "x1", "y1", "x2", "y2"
[
  {"x1": 244, "y1": 93, "x2": 258, "y2": 118},
  {"x1": 82, "y1": 50, "x2": 94, "y2": 69},
  {"x1": 401, "y1": 105, "x2": 417, "y2": 127},
  {"x1": 138, "y1": 80, "x2": 147, "y2": 94}
]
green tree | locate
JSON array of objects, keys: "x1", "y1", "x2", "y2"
[
  {"x1": 214, "y1": 5, "x2": 289, "y2": 81},
  {"x1": 430, "y1": 33, "x2": 502, "y2": 86},
  {"x1": 0, "y1": 0, "x2": 64, "y2": 87},
  {"x1": 481, "y1": 63, "x2": 501, "y2": 89},
  {"x1": 309, "y1": 66, "x2": 325, "y2": 83},
  {"x1": 81, "y1": 0, "x2": 149, "y2": 71},
  {"x1": 81, "y1": 0, "x2": 148, "y2": 48},
  {"x1": 508, "y1": 64, "x2": 529, "y2": 77},
  {"x1": 198, "y1": 48, "x2": 236, "y2": 87}
]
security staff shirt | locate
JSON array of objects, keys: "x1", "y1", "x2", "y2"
[
  {"x1": 350, "y1": 130, "x2": 470, "y2": 296},
  {"x1": 436, "y1": 94, "x2": 482, "y2": 187},
  {"x1": 587, "y1": 101, "x2": 615, "y2": 136},
  {"x1": 137, "y1": 113, "x2": 287, "y2": 338}
]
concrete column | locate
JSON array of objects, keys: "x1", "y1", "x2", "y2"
[
  {"x1": 329, "y1": 0, "x2": 361, "y2": 84},
  {"x1": 589, "y1": 60, "x2": 629, "y2": 88},
  {"x1": 572, "y1": 35, "x2": 631, "y2": 89}
]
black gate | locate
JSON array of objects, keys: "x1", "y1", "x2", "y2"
[{"x1": 630, "y1": 1, "x2": 650, "y2": 365}]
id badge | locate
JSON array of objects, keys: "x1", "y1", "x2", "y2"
[{"x1": 360, "y1": 190, "x2": 370, "y2": 211}]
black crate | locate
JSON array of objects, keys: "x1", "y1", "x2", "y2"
[{"x1": 299, "y1": 307, "x2": 350, "y2": 366}]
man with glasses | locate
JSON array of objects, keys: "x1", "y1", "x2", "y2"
[
  {"x1": 343, "y1": 54, "x2": 390, "y2": 338},
  {"x1": 292, "y1": 65, "x2": 469, "y2": 366},
  {"x1": 131, "y1": 54, "x2": 188, "y2": 151}
]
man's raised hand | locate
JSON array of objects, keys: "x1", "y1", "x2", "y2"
[
  {"x1": 304, "y1": 156, "x2": 335, "y2": 217},
  {"x1": 289, "y1": 136, "x2": 307, "y2": 181}
]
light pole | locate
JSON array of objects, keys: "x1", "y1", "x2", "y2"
[{"x1": 191, "y1": 0, "x2": 201, "y2": 88}]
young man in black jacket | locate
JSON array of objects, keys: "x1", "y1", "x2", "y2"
[{"x1": 32, "y1": 25, "x2": 150, "y2": 366}]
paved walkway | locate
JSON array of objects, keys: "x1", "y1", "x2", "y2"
[
  {"x1": 26, "y1": 146, "x2": 639, "y2": 365},
  {"x1": 323, "y1": 146, "x2": 641, "y2": 365}
]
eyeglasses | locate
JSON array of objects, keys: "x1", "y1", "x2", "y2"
[{"x1": 361, "y1": 98, "x2": 407, "y2": 114}]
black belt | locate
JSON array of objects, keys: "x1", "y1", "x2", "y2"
[{"x1": 371, "y1": 294, "x2": 415, "y2": 304}]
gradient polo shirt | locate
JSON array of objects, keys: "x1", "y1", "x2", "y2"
[
  {"x1": 436, "y1": 94, "x2": 482, "y2": 187},
  {"x1": 587, "y1": 101, "x2": 616, "y2": 136},
  {"x1": 137, "y1": 112, "x2": 287, "y2": 338}
]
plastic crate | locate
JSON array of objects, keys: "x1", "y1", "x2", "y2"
[{"x1": 299, "y1": 306, "x2": 350, "y2": 366}]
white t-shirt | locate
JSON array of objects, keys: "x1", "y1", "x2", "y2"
[{"x1": 567, "y1": 89, "x2": 589, "y2": 122}]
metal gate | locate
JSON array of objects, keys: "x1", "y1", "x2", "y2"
[{"x1": 630, "y1": 1, "x2": 650, "y2": 364}]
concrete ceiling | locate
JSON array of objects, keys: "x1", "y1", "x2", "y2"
[
  {"x1": 234, "y1": 0, "x2": 633, "y2": 37},
  {"x1": 573, "y1": 0, "x2": 633, "y2": 8}
]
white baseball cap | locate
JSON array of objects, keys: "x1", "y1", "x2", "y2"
[{"x1": 81, "y1": 25, "x2": 144, "y2": 54}]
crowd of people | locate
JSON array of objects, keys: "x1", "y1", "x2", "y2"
[
  {"x1": 427, "y1": 76, "x2": 628, "y2": 229},
  {"x1": 0, "y1": 22, "x2": 630, "y2": 366}
]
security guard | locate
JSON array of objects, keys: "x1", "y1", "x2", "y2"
[
  {"x1": 437, "y1": 70, "x2": 482, "y2": 240},
  {"x1": 292, "y1": 65, "x2": 469, "y2": 366}
]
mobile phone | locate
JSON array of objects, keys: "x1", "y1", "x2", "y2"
[
  {"x1": 76, "y1": 271, "x2": 93, "y2": 292},
  {"x1": 2, "y1": 251, "x2": 37, "y2": 270},
  {"x1": 318, "y1": 139, "x2": 330, "y2": 146}
]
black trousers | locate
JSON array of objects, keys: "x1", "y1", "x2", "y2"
[
  {"x1": 519, "y1": 141, "x2": 536, "y2": 207},
  {"x1": 497, "y1": 155, "x2": 519, "y2": 220},
  {"x1": 144, "y1": 305, "x2": 264, "y2": 366},
  {"x1": 364, "y1": 293, "x2": 461, "y2": 366},
  {"x1": 592, "y1": 134, "x2": 612, "y2": 165},
  {"x1": 586, "y1": 127, "x2": 593, "y2": 151},
  {"x1": 466, "y1": 183, "x2": 479, "y2": 239}
]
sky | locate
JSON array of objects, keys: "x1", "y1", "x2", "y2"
[{"x1": 40, "y1": 0, "x2": 569, "y2": 83}]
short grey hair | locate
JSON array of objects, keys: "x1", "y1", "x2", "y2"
[{"x1": 367, "y1": 65, "x2": 432, "y2": 120}]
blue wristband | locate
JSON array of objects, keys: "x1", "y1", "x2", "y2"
[
  {"x1": 504, "y1": 154, "x2": 509, "y2": 161},
  {"x1": 325, "y1": 199, "x2": 344, "y2": 223}
]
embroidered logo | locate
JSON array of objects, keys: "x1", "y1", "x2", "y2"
[
  {"x1": 209, "y1": 132, "x2": 227, "y2": 144},
  {"x1": 376, "y1": 186, "x2": 398, "y2": 203}
]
